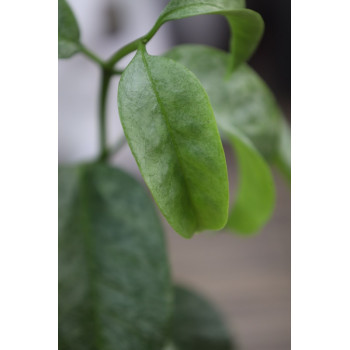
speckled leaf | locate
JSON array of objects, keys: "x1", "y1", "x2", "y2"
[
  {"x1": 58, "y1": 164, "x2": 172, "y2": 350},
  {"x1": 166, "y1": 45, "x2": 277, "y2": 234},
  {"x1": 118, "y1": 47, "x2": 229, "y2": 238},
  {"x1": 171, "y1": 286, "x2": 234, "y2": 350},
  {"x1": 58, "y1": 0, "x2": 81, "y2": 58},
  {"x1": 153, "y1": 0, "x2": 263, "y2": 72}
]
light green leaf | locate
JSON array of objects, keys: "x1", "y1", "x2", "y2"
[
  {"x1": 58, "y1": 0, "x2": 81, "y2": 58},
  {"x1": 58, "y1": 164, "x2": 172, "y2": 350},
  {"x1": 152, "y1": 0, "x2": 263, "y2": 72},
  {"x1": 118, "y1": 46, "x2": 229, "y2": 239},
  {"x1": 274, "y1": 117, "x2": 291, "y2": 184},
  {"x1": 165, "y1": 45, "x2": 277, "y2": 234},
  {"x1": 226, "y1": 131, "x2": 275, "y2": 233},
  {"x1": 171, "y1": 286, "x2": 234, "y2": 350}
]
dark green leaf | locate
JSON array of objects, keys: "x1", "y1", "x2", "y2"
[
  {"x1": 171, "y1": 286, "x2": 234, "y2": 350},
  {"x1": 58, "y1": 164, "x2": 172, "y2": 350},
  {"x1": 165, "y1": 45, "x2": 277, "y2": 234},
  {"x1": 58, "y1": 0, "x2": 81, "y2": 58},
  {"x1": 118, "y1": 46, "x2": 229, "y2": 238},
  {"x1": 274, "y1": 117, "x2": 291, "y2": 184},
  {"x1": 163, "y1": 343, "x2": 178, "y2": 350},
  {"x1": 153, "y1": 0, "x2": 263, "y2": 72}
]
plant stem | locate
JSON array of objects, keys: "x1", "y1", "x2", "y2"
[
  {"x1": 105, "y1": 22, "x2": 160, "y2": 69},
  {"x1": 80, "y1": 45, "x2": 106, "y2": 67},
  {"x1": 81, "y1": 23, "x2": 161, "y2": 162},
  {"x1": 80, "y1": 45, "x2": 126, "y2": 76},
  {"x1": 98, "y1": 70, "x2": 112, "y2": 162},
  {"x1": 105, "y1": 37, "x2": 143, "y2": 69},
  {"x1": 111, "y1": 68, "x2": 124, "y2": 75}
]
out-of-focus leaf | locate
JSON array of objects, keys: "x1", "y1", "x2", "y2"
[
  {"x1": 118, "y1": 46, "x2": 229, "y2": 239},
  {"x1": 166, "y1": 45, "x2": 277, "y2": 234},
  {"x1": 165, "y1": 45, "x2": 281, "y2": 159},
  {"x1": 274, "y1": 117, "x2": 291, "y2": 184},
  {"x1": 58, "y1": 0, "x2": 81, "y2": 58},
  {"x1": 172, "y1": 286, "x2": 234, "y2": 350},
  {"x1": 166, "y1": 45, "x2": 291, "y2": 182},
  {"x1": 58, "y1": 164, "x2": 172, "y2": 350},
  {"x1": 226, "y1": 131, "x2": 275, "y2": 233},
  {"x1": 152, "y1": 0, "x2": 263, "y2": 72},
  {"x1": 163, "y1": 343, "x2": 179, "y2": 350}
]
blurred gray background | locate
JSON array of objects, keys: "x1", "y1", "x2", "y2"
[{"x1": 58, "y1": 1, "x2": 291, "y2": 349}]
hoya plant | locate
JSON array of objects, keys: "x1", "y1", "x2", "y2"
[{"x1": 58, "y1": 0, "x2": 291, "y2": 349}]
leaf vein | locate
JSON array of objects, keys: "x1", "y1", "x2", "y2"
[{"x1": 140, "y1": 48, "x2": 199, "y2": 231}]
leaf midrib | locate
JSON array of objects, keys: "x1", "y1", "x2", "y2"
[{"x1": 140, "y1": 49, "x2": 199, "y2": 232}]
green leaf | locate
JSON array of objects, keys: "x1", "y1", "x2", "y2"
[
  {"x1": 153, "y1": 0, "x2": 263, "y2": 72},
  {"x1": 165, "y1": 45, "x2": 281, "y2": 159},
  {"x1": 165, "y1": 45, "x2": 277, "y2": 234},
  {"x1": 58, "y1": 164, "x2": 172, "y2": 350},
  {"x1": 58, "y1": 0, "x2": 81, "y2": 58},
  {"x1": 118, "y1": 46, "x2": 229, "y2": 239},
  {"x1": 226, "y1": 131, "x2": 275, "y2": 233},
  {"x1": 274, "y1": 117, "x2": 291, "y2": 184},
  {"x1": 171, "y1": 286, "x2": 234, "y2": 350}
]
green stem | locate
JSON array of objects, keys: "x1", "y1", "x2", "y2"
[
  {"x1": 105, "y1": 22, "x2": 161, "y2": 69},
  {"x1": 111, "y1": 68, "x2": 124, "y2": 75},
  {"x1": 98, "y1": 70, "x2": 112, "y2": 162},
  {"x1": 105, "y1": 37, "x2": 143, "y2": 69},
  {"x1": 80, "y1": 21, "x2": 162, "y2": 162},
  {"x1": 80, "y1": 44, "x2": 124, "y2": 76},
  {"x1": 80, "y1": 44, "x2": 106, "y2": 67}
]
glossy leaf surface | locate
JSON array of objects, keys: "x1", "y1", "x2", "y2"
[
  {"x1": 58, "y1": 164, "x2": 172, "y2": 350},
  {"x1": 172, "y1": 286, "x2": 234, "y2": 350},
  {"x1": 166, "y1": 45, "x2": 277, "y2": 234},
  {"x1": 153, "y1": 0, "x2": 263, "y2": 71},
  {"x1": 118, "y1": 47, "x2": 229, "y2": 238},
  {"x1": 58, "y1": 0, "x2": 81, "y2": 58}
]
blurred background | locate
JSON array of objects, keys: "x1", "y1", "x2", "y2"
[{"x1": 58, "y1": 1, "x2": 291, "y2": 349}]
